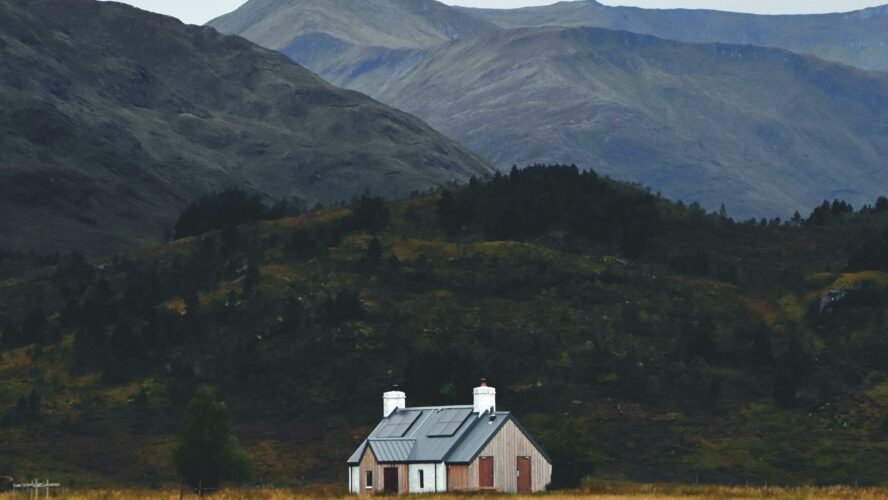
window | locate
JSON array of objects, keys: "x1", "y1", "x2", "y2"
[
  {"x1": 419, "y1": 469, "x2": 425, "y2": 489},
  {"x1": 366, "y1": 470, "x2": 373, "y2": 489}
]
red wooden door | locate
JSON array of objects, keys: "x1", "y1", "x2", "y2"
[
  {"x1": 517, "y1": 456, "x2": 532, "y2": 493},
  {"x1": 479, "y1": 456, "x2": 494, "y2": 488},
  {"x1": 384, "y1": 467, "x2": 399, "y2": 494}
]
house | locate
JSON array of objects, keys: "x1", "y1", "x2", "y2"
[{"x1": 347, "y1": 381, "x2": 552, "y2": 494}]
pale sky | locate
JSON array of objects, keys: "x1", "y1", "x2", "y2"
[{"x1": 105, "y1": 0, "x2": 888, "y2": 26}]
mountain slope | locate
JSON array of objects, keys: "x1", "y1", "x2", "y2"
[
  {"x1": 207, "y1": 0, "x2": 499, "y2": 88},
  {"x1": 0, "y1": 0, "x2": 492, "y2": 254},
  {"x1": 323, "y1": 27, "x2": 888, "y2": 218},
  {"x1": 458, "y1": 1, "x2": 888, "y2": 71},
  {"x1": 208, "y1": 0, "x2": 888, "y2": 218},
  {"x1": 208, "y1": 0, "x2": 497, "y2": 51}
]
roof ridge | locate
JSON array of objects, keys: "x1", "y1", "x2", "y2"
[{"x1": 401, "y1": 405, "x2": 473, "y2": 410}]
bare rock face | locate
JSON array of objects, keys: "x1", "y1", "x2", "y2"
[{"x1": 0, "y1": 0, "x2": 493, "y2": 254}]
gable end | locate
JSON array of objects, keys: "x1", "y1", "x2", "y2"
[{"x1": 456, "y1": 414, "x2": 552, "y2": 465}]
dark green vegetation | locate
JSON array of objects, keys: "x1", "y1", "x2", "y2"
[
  {"x1": 0, "y1": 166, "x2": 886, "y2": 487},
  {"x1": 0, "y1": 0, "x2": 491, "y2": 255},
  {"x1": 459, "y1": 1, "x2": 888, "y2": 72},
  {"x1": 175, "y1": 387, "x2": 250, "y2": 489},
  {"x1": 173, "y1": 188, "x2": 306, "y2": 240},
  {"x1": 210, "y1": 0, "x2": 888, "y2": 219}
]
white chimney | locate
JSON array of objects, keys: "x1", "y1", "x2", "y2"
[
  {"x1": 383, "y1": 388, "x2": 406, "y2": 417},
  {"x1": 473, "y1": 379, "x2": 496, "y2": 414}
]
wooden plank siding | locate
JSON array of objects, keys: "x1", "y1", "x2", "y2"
[
  {"x1": 465, "y1": 419, "x2": 552, "y2": 493},
  {"x1": 447, "y1": 464, "x2": 470, "y2": 491},
  {"x1": 358, "y1": 447, "x2": 409, "y2": 495},
  {"x1": 358, "y1": 446, "x2": 376, "y2": 496}
]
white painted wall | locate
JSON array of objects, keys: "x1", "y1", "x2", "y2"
[
  {"x1": 436, "y1": 462, "x2": 447, "y2": 492},
  {"x1": 408, "y1": 464, "x2": 436, "y2": 493},
  {"x1": 348, "y1": 466, "x2": 359, "y2": 494}
]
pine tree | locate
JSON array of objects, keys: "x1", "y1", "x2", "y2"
[
  {"x1": 174, "y1": 387, "x2": 250, "y2": 489},
  {"x1": 362, "y1": 237, "x2": 384, "y2": 271}
]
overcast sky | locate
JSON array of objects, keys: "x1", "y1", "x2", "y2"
[{"x1": 106, "y1": 0, "x2": 888, "y2": 26}]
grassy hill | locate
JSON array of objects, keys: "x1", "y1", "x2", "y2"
[
  {"x1": 0, "y1": 166, "x2": 886, "y2": 488},
  {"x1": 0, "y1": 0, "x2": 492, "y2": 254},
  {"x1": 458, "y1": 1, "x2": 888, "y2": 72}
]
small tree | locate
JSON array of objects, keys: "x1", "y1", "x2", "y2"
[
  {"x1": 362, "y1": 237, "x2": 384, "y2": 271},
  {"x1": 174, "y1": 387, "x2": 250, "y2": 489},
  {"x1": 543, "y1": 419, "x2": 597, "y2": 489}
]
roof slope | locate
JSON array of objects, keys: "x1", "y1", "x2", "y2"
[{"x1": 346, "y1": 406, "x2": 551, "y2": 465}]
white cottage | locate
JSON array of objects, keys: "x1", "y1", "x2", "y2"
[{"x1": 347, "y1": 381, "x2": 552, "y2": 494}]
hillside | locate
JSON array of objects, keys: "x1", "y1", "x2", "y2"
[
  {"x1": 208, "y1": 1, "x2": 888, "y2": 219},
  {"x1": 308, "y1": 27, "x2": 888, "y2": 218},
  {"x1": 0, "y1": 0, "x2": 492, "y2": 254},
  {"x1": 208, "y1": 0, "x2": 497, "y2": 50},
  {"x1": 0, "y1": 167, "x2": 886, "y2": 487},
  {"x1": 206, "y1": 0, "x2": 499, "y2": 88},
  {"x1": 459, "y1": 1, "x2": 888, "y2": 71}
]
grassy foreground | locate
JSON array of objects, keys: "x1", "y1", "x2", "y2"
[{"x1": 2, "y1": 484, "x2": 887, "y2": 500}]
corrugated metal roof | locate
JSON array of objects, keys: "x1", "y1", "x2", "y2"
[
  {"x1": 444, "y1": 412, "x2": 510, "y2": 463},
  {"x1": 370, "y1": 439, "x2": 415, "y2": 462},
  {"x1": 346, "y1": 439, "x2": 368, "y2": 464},
  {"x1": 346, "y1": 406, "x2": 551, "y2": 465}
]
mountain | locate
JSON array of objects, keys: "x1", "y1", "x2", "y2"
[
  {"x1": 207, "y1": 0, "x2": 499, "y2": 88},
  {"x1": 0, "y1": 0, "x2": 492, "y2": 254},
  {"x1": 458, "y1": 1, "x2": 888, "y2": 71},
  {"x1": 2, "y1": 166, "x2": 887, "y2": 486},
  {"x1": 208, "y1": 0, "x2": 888, "y2": 218},
  {"x1": 207, "y1": 0, "x2": 498, "y2": 53},
  {"x1": 224, "y1": 22, "x2": 888, "y2": 217}
]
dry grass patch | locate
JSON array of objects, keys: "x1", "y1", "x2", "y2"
[{"x1": 3, "y1": 484, "x2": 886, "y2": 499}]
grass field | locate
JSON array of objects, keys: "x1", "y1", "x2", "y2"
[{"x1": 2, "y1": 483, "x2": 887, "y2": 500}]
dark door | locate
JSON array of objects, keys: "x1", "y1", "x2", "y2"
[
  {"x1": 479, "y1": 456, "x2": 494, "y2": 488},
  {"x1": 384, "y1": 467, "x2": 399, "y2": 494},
  {"x1": 517, "y1": 456, "x2": 532, "y2": 493}
]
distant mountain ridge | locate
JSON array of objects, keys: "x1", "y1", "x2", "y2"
[
  {"x1": 208, "y1": 0, "x2": 498, "y2": 51},
  {"x1": 0, "y1": 0, "x2": 492, "y2": 254},
  {"x1": 458, "y1": 0, "x2": 888, "y2": 71}
]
